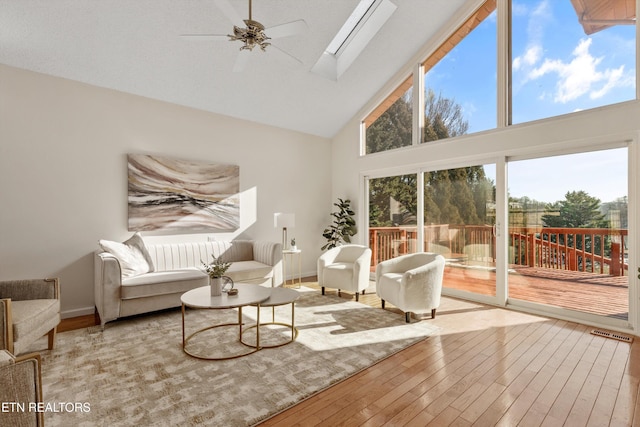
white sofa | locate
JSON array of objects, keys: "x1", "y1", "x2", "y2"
[{"x1": 94, "y1": 239, "x2": 282, "y2": 328}]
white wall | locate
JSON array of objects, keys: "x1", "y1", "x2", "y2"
[{"x1": 0, "y1": 64, "x2": 332, "y2": 318}]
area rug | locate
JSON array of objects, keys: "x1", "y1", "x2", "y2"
[{"x1": 34, "y1": 286, "x2": 439, "y2": 426}]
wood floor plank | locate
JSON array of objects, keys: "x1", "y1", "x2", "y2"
[
  {"x1": 610, "y1": 373, "x2": 640, "y2": 427},
  {"x1": 459, "y1": 382, "x2": 507, "y2": 423},
  {"x1": 472, "y1": 368, "x2": 537, "y2": 426}
]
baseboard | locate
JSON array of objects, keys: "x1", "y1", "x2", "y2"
[
  {"x1": 61, "y1": 306, "x2": 95, "y2": 319},
  {"x1": 284, "y1": 271, "x2": 317, "y2": 281}
]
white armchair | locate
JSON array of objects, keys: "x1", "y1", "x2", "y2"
[
  {"x1": 317, "y1": 245, "x2": 372, "y2": 302},
  {"x1": 376, "y1": 253, "x2": 445, "y2": 322}
]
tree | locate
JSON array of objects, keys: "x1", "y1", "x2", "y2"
[
  {"x1": 541, "y1": 191, "x2": 610, "y2": 268},
  {"x1": 424, "y1": 89, "x2": 469, "y2": 142},
  {"x1": 369, "y1": 174, "x2": 417, "y2": 226},
  {"x1": 365, "y1": 94, "x2": 412, "y2": 154},
  {"x1": 366, "y1": 88, "x2": 494, "y2": 229},
  {"x1": 542, "y1": 191, "x2": 607, "y2": 228}
]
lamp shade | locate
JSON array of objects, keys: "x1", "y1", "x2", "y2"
[{"x1": 274, "y1": 213, "x2": 295, "y2": 228}]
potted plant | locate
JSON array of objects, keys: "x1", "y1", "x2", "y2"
[
  {"x1": 202, "y1": 255, "x2": 232, "y2": 296},
  {"x1": 321, "y1": 198, "x2": 357, "y2": 250}
]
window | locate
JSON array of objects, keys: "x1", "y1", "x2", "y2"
[
  {"x1": 511, "y1": 0, "x2": 636, "y2": 124},
  {"x1": 362, "y1": 0, "x2": 637, "y2": 155},
  {"x1": 422, "y1": 1, "x2": 497, "y2": 142},
  {"x1": 363, "y1": 77, "x2": 413, "y2": 154},
  {"x1": 507, "y1": 148, "x2": 629, "y2": 319},
  {"x1": 368, "y1": 173, "x2": 418, "y2": 264}
]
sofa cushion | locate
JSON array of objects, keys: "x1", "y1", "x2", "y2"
[
  {"x1": 225, "y1": 261, "x2": 274, "y2": 283},
  {"x1": 99, "y1": 233, "x2": 154, "y2": 278},
  {"x1": 121, "y1": 268, "x2": 207, "y2": 299},
  {"x1": 11, "y1": 299, "x2": 60, "y2": 341},
  {"x1": 322, "y1": 262, "x2": 354, "y2": 286},
  {"x1": 145, "y1": 241, "x2": 255, "y2": 272}
]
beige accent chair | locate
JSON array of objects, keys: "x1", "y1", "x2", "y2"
[
  {"x1": 376, "y1": 253, "x2": 445, "y2": 322},
  {"x1": 0, "y1": 278, "x2": 60, "y2": 355},
  {"x1": 0, "y1": 350, "x2": 44, "y2": 426},
  {"x1": 318, "y1": 245, "x2": 372, "y2": 302}
]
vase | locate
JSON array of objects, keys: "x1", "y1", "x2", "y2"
[{"x1": 210, "y1": 277, "x2": 223, "y2": 296}]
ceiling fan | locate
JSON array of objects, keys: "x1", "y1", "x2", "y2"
[{"x1": 181, "y1": 0, "x2": 308, "y2": 72}]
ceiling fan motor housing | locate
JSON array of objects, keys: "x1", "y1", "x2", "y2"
[{"x1": 229, "y1": 19, "x2": 271, "y2": 51}]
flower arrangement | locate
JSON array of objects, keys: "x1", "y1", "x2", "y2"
[{"x1": 202, "y1": 255, "x2": 232, "y2": 278}]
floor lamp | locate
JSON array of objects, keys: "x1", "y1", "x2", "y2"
[{"x1": 274, "y1": 213, "x2": 295, "y2": 250}]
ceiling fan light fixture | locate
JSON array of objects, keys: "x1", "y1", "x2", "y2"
[{"x1": 229, "y1": 19, "x2": 271, "y2": 51}]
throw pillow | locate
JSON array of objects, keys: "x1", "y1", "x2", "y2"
[{"x1": 99, "y1": 232, "x2": 154, "y2": 278}]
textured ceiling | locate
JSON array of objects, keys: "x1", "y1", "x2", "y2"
[{"x1": 0, "y1": 0, "x2": 467, "y2": 138}]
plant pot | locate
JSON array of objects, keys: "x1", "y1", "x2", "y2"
[{"x1": 210, "y1": 277, "x2": 223, "y2": 296}]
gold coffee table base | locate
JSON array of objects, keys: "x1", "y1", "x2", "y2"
[
  {"x1": 240, "y1": 322, "x2": 298, "y2": 349},
  {"x1": 240, "y1": 302, "x2": 298, "y2": 349},
  {"x1": 182, "y1": 304, "x2": 262, "y2": 361},
  {"x1": 180, "y1": 285, "x2": 298, "y2": 360}
]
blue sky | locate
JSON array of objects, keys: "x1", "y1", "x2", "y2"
[
  {"x1": 482, "y1": 147, "x2": 628, "y2": 204},
  {"x1": 425, "y1": 0, "x2": 634, "y2": 204}
]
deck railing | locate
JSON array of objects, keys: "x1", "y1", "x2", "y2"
[{"x1": 369, "y1": 225, "x2": 628, "y2": 276}]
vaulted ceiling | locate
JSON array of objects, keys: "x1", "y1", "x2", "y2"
[{"x1": 0, "y1": 0, "x2": 468, "y2": 138}]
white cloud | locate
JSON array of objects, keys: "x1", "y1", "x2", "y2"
[
  {"x1": 512, "y1": 1, "x2": 548, "y2": 75},
  {"x1": 590, "y1": 66, "x2": 630, "y2": 99},
  {"x1": 526, "y1": 38, "x2": 633, "y2": 103}
]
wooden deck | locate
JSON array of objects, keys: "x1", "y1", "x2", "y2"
[{"x1": 443, "y1": 264, "x2": 629, "y2": 320}]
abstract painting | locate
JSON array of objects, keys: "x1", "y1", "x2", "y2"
[{"x1": 127, "y1": 154, "x2": 240, "y2": 231}]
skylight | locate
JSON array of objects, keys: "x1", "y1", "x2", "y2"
[
  {"x1": 311, "y1": 0, "x2": 397, "y2": 80},
  {"x1": 325, "y1": 0, "x2": 378, "y2": 55}
]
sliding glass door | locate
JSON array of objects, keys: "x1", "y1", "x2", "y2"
[
  {"x1": 367, "y1": 165, "x2": 497, "y2": 301},
  {"x1": 506, "y1": 148, "x2": 629, "y2": 320},
  {"x1": 368, "y1": 174, "x2": 418, "y2": 268},
  {"x1": 424, "y1": 164, "x2": 497, "y2": 298},
  {"x1": 366, "y1": 146, "x2": 632, "y2": 325}
]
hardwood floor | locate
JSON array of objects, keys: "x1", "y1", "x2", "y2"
[{"x1": 259, "y1": 281, "x2": 640, "y2": 426}]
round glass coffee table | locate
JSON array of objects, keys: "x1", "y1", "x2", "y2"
[
  {"x1": 181, "y1": 283, "x2": 271, "y2": 360},
  {"x1": 240, "y1": 287, "x2": 300, "y2": 349}
]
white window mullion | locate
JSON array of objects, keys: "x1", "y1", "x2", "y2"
[
  {"x1": 497, "y1": 0, "x2": 510, "y2": 128},
  {"x1": 413, "y1": 63, "x2": 424, "y2": 146},
  {"x1": 495, "y1": 157, "x2": 508, "y2": 306},
  {"x1": 416, "y1": 171, "x2": 424, "y2": 252}
]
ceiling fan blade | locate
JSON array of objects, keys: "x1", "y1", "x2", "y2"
[
  {"x1": 270, "y1": 44, "x2": 303, "y2": 66},
  {"x1": 233, "y1": 49, "x2": 252, "y2": 72},
  {"x1": 214, "y1": 0, "x2": 245, "y2": 28},
  {"x1": 265, "y1": 19, "x2": 308, "y2": 39},
  {"x1": 180, "y1": 34, "x2": 229, "y2": 41}
]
